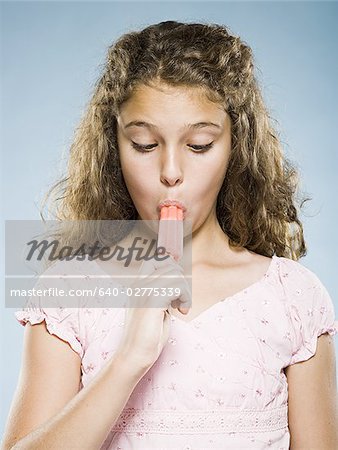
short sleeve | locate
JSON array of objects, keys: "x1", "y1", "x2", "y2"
[
  {"x1": 15, "y1": 306, "x2": 84, "y2": 359},
  {"x1": 285, "y1": 262, "x2": 338, "y2": 365},
  {"x1": 14, "y1": 259, "x2": 84, "y2": 359}
]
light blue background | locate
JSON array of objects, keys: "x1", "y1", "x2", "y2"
[{"x1": 1, "y1": 0, "x2": 337, "y2": 438}]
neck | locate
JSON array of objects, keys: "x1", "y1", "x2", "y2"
[{"x1": 182, "y1": 208, "x2": 237, "y2": 270}]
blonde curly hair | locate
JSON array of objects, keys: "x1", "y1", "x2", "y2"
[{"x1": 41, "y1": 20, "x2": 311, "y2": 260}]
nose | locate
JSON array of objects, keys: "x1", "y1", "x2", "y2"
[{"x1": 160, "y1": 149, "x2": 183, "y2": 187}]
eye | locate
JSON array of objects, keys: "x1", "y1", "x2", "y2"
[
  {"x1": 130, "y1": 141, "x2": 214, "y2": 153},
  {"x1": 188, "y1": 142, "x2": 214, "y2": 153},
  {"x1": 131, "y1": 141, "x2": 157, "y2": 152}
]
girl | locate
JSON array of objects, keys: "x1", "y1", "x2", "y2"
[{"x1": 3, "y1": 20, "x2": 338, "y2": 450}]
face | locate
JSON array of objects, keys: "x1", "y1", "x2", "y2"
[{"x1": 116, "y1": 82, "x2": 232, "y2": 232}]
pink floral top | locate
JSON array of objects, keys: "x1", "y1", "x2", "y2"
[{"x1": 15, "y1": 254, "x2": 338, "y2": 449}]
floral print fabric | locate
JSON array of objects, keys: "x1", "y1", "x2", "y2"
[{"x1": 15, "y1": 255, "x2": 338, "y2": 449}]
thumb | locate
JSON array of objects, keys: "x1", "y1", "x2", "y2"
[{"x1": 136, "y1": 257, "x2": 157, "y2": 278}]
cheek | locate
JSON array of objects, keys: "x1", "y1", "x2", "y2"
[
  {"x1": 191, "y1": 155, "x2": 229, "y2": 192},
  {"x1": 120, "y1": 157, "x2": 156, "y2": 194}
]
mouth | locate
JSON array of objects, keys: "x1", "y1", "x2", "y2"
[{"x1": 157, "y1": 199, "x2": 187, "y2": 219}]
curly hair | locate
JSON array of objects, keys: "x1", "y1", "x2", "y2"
[{"x1": 41, "y1": 20, "x2": 311, "y2": 261}]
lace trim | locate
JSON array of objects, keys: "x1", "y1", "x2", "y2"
[{"x1": 112, "y1": 404, "x2": 288, "y2": 434}]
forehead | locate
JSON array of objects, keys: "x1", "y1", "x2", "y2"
[{"x1": 118, "y1": 82, "x2": 228, "y2": 129}]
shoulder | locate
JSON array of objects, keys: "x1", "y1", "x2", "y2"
[
  {"x1": 276, "y1": 255, "x2": 319, "y2": 277},
  {"x1": 274, "y1": 255, "x2": 328, "y2": 294},
  {"x1": 274, "y1": 255, "x2": 336, "y2": 314},
  {"x1": 274, "y1": 256, "x2": 338, "y2": 365},
  {"x1": 14, "y1": 256, "x2": 115, "y2": 359}
]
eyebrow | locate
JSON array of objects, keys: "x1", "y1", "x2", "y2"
[{"x1": 124, "y1": 121, "x2": 222, "y2": 130}]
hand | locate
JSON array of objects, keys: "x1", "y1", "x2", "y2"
[{"x1": 115, "y1": 254, "x2": 191, "y2": 371}]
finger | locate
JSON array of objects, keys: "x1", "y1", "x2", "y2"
[
  {"x1": 171, "y1": 296, "x2": 191, "y2": 315},
  {"x1": 136, "y1": 264, "x2": 184, "y2": 288},
  {"x1": 170, "y1": 298, "x2": 181, "y2": 310},
  {"x1": 153, "y1": 253, "x2": 181, "y2": 270},
  {"x1": 168, "y1": 277, "x2": 191, "y2": 312},
  {"x1": 178, "y1": 306, "x2": 190, "y2": 314},
  {"x1": 137, "y1": 253, "x2": 180, "y2": 278},
  {"x1": 171, "y1": 300, "x2": 190, "y2": 314},
  {"x1": 137, "y1": 258, "x2": 157, "y2": 277},
  {"x1": 177, "y1": 284, "x2": 192, "y2": 311}
]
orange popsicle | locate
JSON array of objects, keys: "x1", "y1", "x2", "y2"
[{"x1": 157, "y1": 205, "x2": 183, "y2": 262}]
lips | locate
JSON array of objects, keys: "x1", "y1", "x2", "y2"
[{"x1": 157, "y1": 199, "x2": 187, "y2": 219}]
